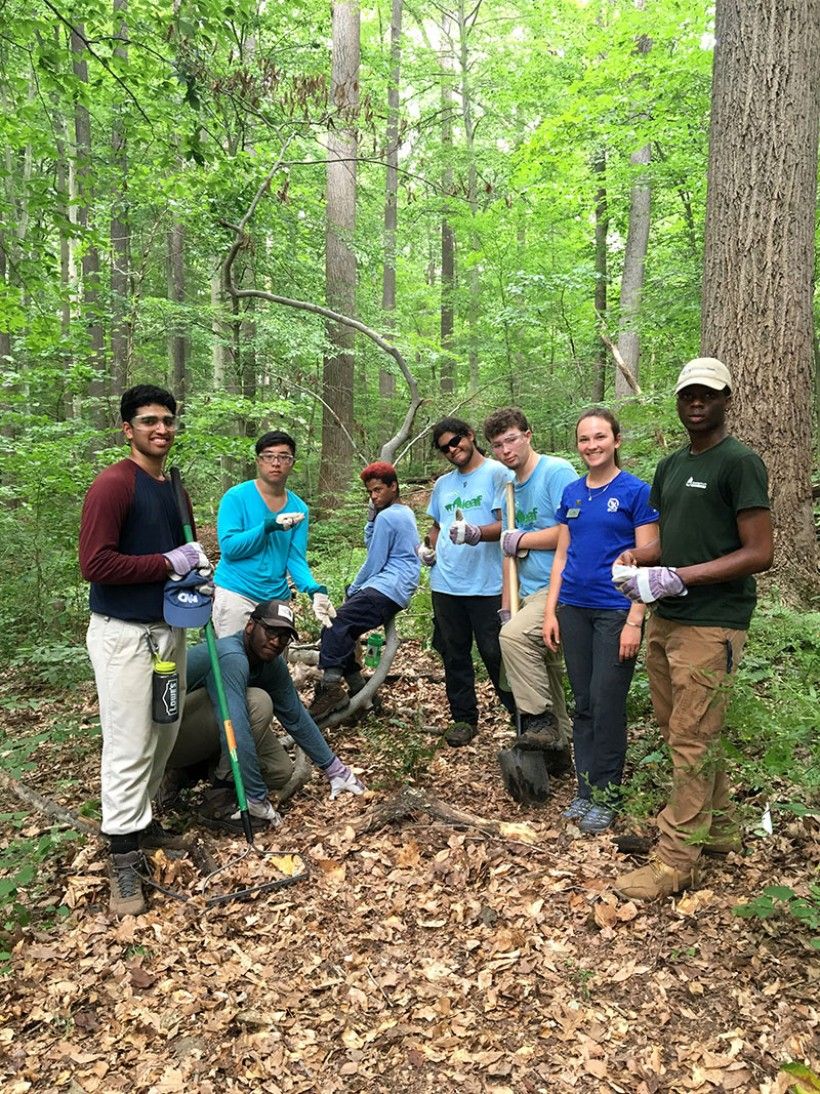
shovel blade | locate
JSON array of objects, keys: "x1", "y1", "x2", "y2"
[{"x1": 498, "y1": 746, "x2": 550, "y2": 804}]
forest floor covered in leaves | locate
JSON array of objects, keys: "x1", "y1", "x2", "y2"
[{"x1": 0, "y1": 641, "x2": 817, "y2": 1094}]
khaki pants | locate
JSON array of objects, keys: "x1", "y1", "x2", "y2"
[
  {"x1": 499, "y1": 586, "x2": 570, "y2": 737},
  {"x1": 168, "y1": 686, "x2": 293, "y2": 792},
  {"x1": 212, "y1": 586, "x2": 257, "y2": 638},
  {"x1": 87, "y1": 614, "x2": 187, "y2": 836},
  {"x1": 646, "y1": 615, "x2": 747, "y2": 870}
]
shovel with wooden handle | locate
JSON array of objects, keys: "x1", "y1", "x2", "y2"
[{"x1": 497, "y1": 480, "x2": 550, "y2": 805}]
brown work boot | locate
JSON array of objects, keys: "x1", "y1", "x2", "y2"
[
  {"x1": 140, "y1": 819, "x2": 191, "y2": 852},
  {"x1": 614, "y1": 857, "x2": 698, "y2": 902},
  {"x1": 444, "y1": 721, "x2": 479, "y2": 747},
  {"x1": 514, "y1": 711, "x2": 562, "y2": 751},
  {"x1": 309, "y1": 678, "x2": 348, "y2": 720},
  {"x1": 109, "y1": 851, "x2": 147, "y2": 917}
]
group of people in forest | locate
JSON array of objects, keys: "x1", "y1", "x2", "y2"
[{"x1": 79, "y1": 354, "x2": 773, "y2": 917}]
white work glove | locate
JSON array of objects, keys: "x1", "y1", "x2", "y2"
[
  {"x1": 264, "y1": 511, "x2": 305, "y2": 533},
  {"x1": 325, "y1": 759, "x2": 366, "y2": 799},
  {"x1": 416, "y1": 536, "x2": 436, "y2": 566},
  {"x1": 612, "y1": 563, "x2": 688, "y2": 604},
  {"x1": 233, "y1": 798, "x2": 283, "y2": 827},
  {"x1": 449, "y1": 508, "x2": 482, "y2": 546},
  {"x1": 312, "y1": 591, "x2": 337, "y2": 628},
  {"x1": 163, "y1": 541, "x2": 211, "y2": 577}
]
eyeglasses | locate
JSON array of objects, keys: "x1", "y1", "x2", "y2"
[
  {"x1": 490, "y1": 431, "x2": 527, "y2": 451},
  {"x1": 258, "y1": 452, "x2": 294, "y2": 466},
  {"x1": 254, "y1": 621, "x2": 293, "y2": 644},
  {"x1": 131, "y1": 414, "x2": 177, "y2": 429},
  {"x1": 437, "y1": 434, "x2": 464, "y2": 454}
]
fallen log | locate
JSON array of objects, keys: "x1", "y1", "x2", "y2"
[
  {"x1": 349, "y1": 786, "x2": 539, "y2": 844},
  {"x1": 0, "y1": 769, "x2": 99, "y2": 836}
]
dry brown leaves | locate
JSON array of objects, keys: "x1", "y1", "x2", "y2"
[{"x1": 1, "y1": 644, "x2": 818, "y2": 1093}]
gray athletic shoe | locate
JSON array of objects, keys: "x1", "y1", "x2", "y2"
[{"x1": 109, "y1": 851, "x2": 147, "y2": 917}]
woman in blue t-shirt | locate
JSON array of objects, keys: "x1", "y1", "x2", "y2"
[{"x1": 543, "y1": 408, "x2": 659, "y2": 833}]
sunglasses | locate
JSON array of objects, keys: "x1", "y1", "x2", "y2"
[{"x1": 437, "y1": 434, "x2": 464, "y2": 454}]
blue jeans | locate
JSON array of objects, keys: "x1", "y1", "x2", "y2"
[{"x1": 557, "y1": 604, "x2": 638, "y2": 803}]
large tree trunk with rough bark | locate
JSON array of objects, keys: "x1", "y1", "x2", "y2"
[
  {"x1": 439, "y1": 14, "x2": 455, "y2": 396},
  {"x1": 379, "y1": 0, "x2": 402, "y2": 421},
  {"x1": 615, "y1": 142, "x2": 650, "y2": 398},
  {"x1": 700, "y1": 0, "x2": 820, "y2": 594},
  {"x1": 110, "y1": 0, "x2": 130, "y2": 393},
  {"x1": 319, "y1": 0, "x2": 359, "y2": 503},
  {"x1": 592, "y1": 148, "x2": 608, "y2": 401}
]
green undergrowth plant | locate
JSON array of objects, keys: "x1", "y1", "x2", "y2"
[
  {"x1": 359, "y1": 708, "x2": 444, "y2": 788},
  {"x1": 733, "y1": 879, "x2": 820, "y2": 951}
]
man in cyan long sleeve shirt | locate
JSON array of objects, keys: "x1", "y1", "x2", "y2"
[{"x1": 309, "y1": 461, "x2": 420, "y2": 720}]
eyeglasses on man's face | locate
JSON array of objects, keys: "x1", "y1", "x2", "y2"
[
  {"x1": 258, "y1": 452, "x2": 294, "y2": 466},
  {"x1": 131, "y1": 414, "x2": 177, "y2": 429},
  {"x1": 437, "y1": 433, "x2": 464, "y2": 454},
  {"x1": 255, "y1": 621, "x2": 292, "y2": 644},
  {"x1": 490, "y1": 431, "x2": 528, "y2": 452}
]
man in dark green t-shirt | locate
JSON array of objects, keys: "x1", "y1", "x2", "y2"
[{"x1": 611, "y1": 357, "x2": 774, "y2": 901}]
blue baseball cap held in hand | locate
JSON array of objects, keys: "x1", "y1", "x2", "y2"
[{"x1": 163, "y1": 570, "x2": 213, "y2": 628}]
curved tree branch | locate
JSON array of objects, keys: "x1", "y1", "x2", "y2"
[{"x1": 223, "y1": 161, "x2": 423, "y2": 460}]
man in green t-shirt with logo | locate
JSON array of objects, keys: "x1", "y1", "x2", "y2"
[{"x1": 611, "y1": 357, "x2": 774, "y2": 901}]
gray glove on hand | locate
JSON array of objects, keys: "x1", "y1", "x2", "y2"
[
  {"x1": 312, "y1": 591, "x2": 337, "y2": 628},
  {"x1": 163, "y1": 541, "x2": 210, "y2": 576},
  {"x1": 612, "y1": 563, "x2": 688, "y2": 604},
  {"x1": 366, "y1": 500, "x2": 377, "y2": 523},
  {"x1": 264, "y1": 511, "x2": 305, "y2": 533},
  {"x1": 416, "y1": 536, "x2": 436, "y2": 566},
  {"x1": 501, "y1": 529, "x2": 528, "y2": 558},
  {"x1": 449, "y1": 508, "x2": 482, "y2": 546}
]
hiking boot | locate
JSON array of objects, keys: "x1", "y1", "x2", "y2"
[
  {"x1": 345, "y1": 671, "x2": 367, "y2": 698},
  {"x1": 444, "y1": 721, "x2": 478, "y2": 747},
  {"x1": 514, "y1": 711, "x2": 562, "y2": 751},
  {"x1": 140, "y1": 819, "x2": 191, "y2": 852},
  {"x1": 562, "y1": 796, "x2": 593, "y2": 821},
  {"x1": 309, "y1": 679, "x2": 349, "y2": 720},
  {"x1": 109, "y1": 851, "x2": 147, "y2": 917},
  {"x1": 614, "y1": 858, "x2": 698, "y2": 902},
  {"x1": 579, "y1": 804, "x2": 617, "y2": 834}
]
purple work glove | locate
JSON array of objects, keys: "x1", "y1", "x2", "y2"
[
  {"x1": 501, "y1": 529, "x2": 527, "y2": 557},
  {"x1": 163, "y1": 541, "x2": 210, "y2": 576},
  {"x1": 612, "y1": 564, "x2": 687, "y2": 604},
  {"x1": 449, "y1": 508, "x2": 482, "y2": 546},
  {"x1": 497, "y1": 608, "x2": 511, "y2": 625}
]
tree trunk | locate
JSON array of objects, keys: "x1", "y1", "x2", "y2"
[
  {"x1": 592, "y1": 149, "x2": 608, "y2": 401},
  {"x1": 615, "y1": 142, "x2": 650, "y2": 398},
  {"x1": 319, "y1": 0, "x2": 359, "y2": 503},
  {"x1": 380, "y1": 0, "x2": 402, "y2": 415},
  {"x1": 71, "y1": 25, "x2": 108, "y2": 426},
  {"x1": 700, "y1": 0, "x2": 820, "y2": 594},
  {"x1": 110, "y1": 0, "x2": 130, "y2": 393},
  {"x1": 167, "y1": 223, "x2": 187, "y2": 406},
  {"x1": 440, "y1": 14, "x2": 455, "y2": 396},
  {"x1": 457, "y1": 0, "x2": 480, "y2": 395}
]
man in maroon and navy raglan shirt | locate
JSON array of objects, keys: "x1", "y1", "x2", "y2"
[{"x1": 79, "y1": 384, "x2": 210, "y2": 916}]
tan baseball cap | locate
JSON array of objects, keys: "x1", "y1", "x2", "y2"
[{"x1": 675, "y1": 357, "x2": 732, "y2": 394}]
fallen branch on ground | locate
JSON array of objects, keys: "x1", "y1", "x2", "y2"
[
  {"x1": 349, "y1": 786, "x2": 539, "y2": 844},
  {"x1": 0, "y1": 770, "x2": 99, "y2": 836}
]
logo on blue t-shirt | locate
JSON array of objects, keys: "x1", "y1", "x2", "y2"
[
  {"x1": 444, "y1": 494, "x2": 483, "y2": 513},
  {"x1": 516, "y1": 505, "x2": 538, "y2": 526},
  {"x1": 607, "y1": 498, "x2": 620, "y2": 512}
]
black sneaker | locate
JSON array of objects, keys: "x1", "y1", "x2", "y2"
[
  {"x1": 514, "y1": 711, "x2": 563, "y2": 751},
  {"x1": 309, "y1": 679, "x2": 349, "y2": 720},
  {"x1": 444, "y1": 722, "x2": 479, "y2": 747},
  {"x1": 109, "y1": 851, "x2": 147, "y2": 917},
  {"x1": 140, "y1": 819, "x2": 191, "y2": 852},
  {"x1": 345, "y1": 671, "x2": 367, "y2": 698}
]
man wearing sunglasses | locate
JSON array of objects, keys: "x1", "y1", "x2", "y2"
[
  {"x1": 484, "y1": 407, "x2": 576, "y2": 758},
  {"x1": 166, "y1": 598, "x2": 364, "y2": 830},
  {"x1": 418, "y1": 418, "x2": 516, "y2": 747},
  {"x1": 80, "y1": 384, "x2": 212, "y2": 916},
  {"x1": 212, "y1": 430, "x2": 335, "y2": 636}
]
